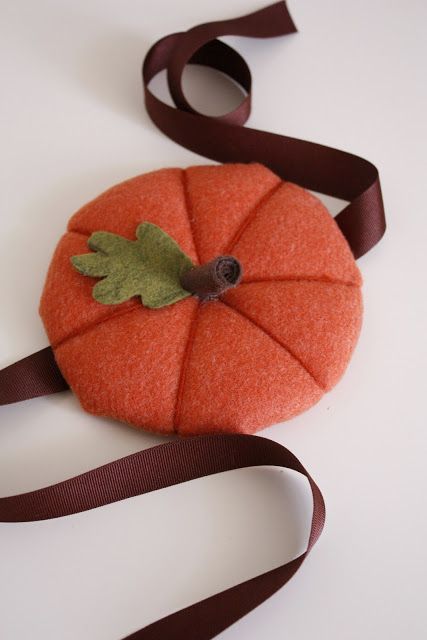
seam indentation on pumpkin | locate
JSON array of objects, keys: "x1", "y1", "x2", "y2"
[
  {"x1": 52, "y1": 302, "x2": 141, "y2": 349},
  {"x1": 219, "y1": 299, "x2": 326, "y2": 392},
  {"x1": 241, "y1": 276, "x2": 359, "y2": 288},
  {"x1": 173, "y1": 303, "x2": 200, "y2": 433},
  {"x1": 225, "y1": 181, "x2": 284, "y2": 253},
  {"x1": 181, "y1": 169, "x2": 201, "y2": 265},
  {"x1": 67, "y1": 228, "x2": 92, "y2": 239}
]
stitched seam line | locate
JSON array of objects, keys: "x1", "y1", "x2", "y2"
[
  {"x1": 52, "y1": 304, "x2": 141, "y2": 349},
  {"x1": 241, "y1": 277, "x2": 359, "y2": 288},
  {"x1": 181, "y1": 169, "x2": 201, "y2": 265},
  {"x1": 173, "y1": 305, "x2": 200, "y2": 434},
  {"x1": 225, "y1": 180, "x2": 284, "y2": 253},
  {"x1": 220, "y1": 299, "x2": 326, "y2": 392},
  {"x1": 68, "y1": 228, "x2": 92, "y2": 239}
]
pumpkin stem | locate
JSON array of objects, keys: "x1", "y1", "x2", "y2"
[{"x1": 180, "y1": 256, "x2": 242, "y2": 300}]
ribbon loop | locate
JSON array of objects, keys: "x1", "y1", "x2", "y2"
[
  {"x1": 166, "y1": 1, "x2": 295, "y2": 115},
  {"x1": 143, "y1": 1, "x2": 386, "y2": 259}
]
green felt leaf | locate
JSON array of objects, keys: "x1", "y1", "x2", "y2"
[{"x1": 71, "y1": 222, "x2": 194, "y2": 308}]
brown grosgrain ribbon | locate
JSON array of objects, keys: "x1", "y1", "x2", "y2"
[
  {"x1": 143, "y1": 1, "x2": 386, "y2": 259},
  {"x1": 0, "y1": 2, "x2": 386, "y2": 639},
  {"x1": 0, "y1": 435, "x2": 325, "y2": 640}
]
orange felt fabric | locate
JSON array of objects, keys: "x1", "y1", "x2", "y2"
[
  {"x1": 177, "y1": 302, "x2": 323, "y2": 435},
  {"x1": 54, "y1": 297, "x2": 198, "y2": 433},
  {"x1": 68, "y1": 168, "x2": 199, "y2": 263},
  {"x1": 233, "y1": 182, "x2": 361, "y2": 286},
  {"x1": 40, "y1": 163, "x2": 363, "y2": 435},
  {"x1": 40, "y1": 232, "x2": 139, "y2": 346},
  {"x1": 224, "y1": 281, "x2": 363, "y2": 391},
  {"x1": 185, "y1": 163, "x2": 280, "y2": 262}
]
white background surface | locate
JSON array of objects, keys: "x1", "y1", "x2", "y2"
[{"x1": 0, "y1": 0, "x2": 426, "y2": 638}]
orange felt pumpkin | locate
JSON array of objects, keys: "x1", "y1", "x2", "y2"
[{"x1": 39, "y1": 163, "x2": 362, "y2": 435}]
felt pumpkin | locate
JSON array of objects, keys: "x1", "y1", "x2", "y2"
[{"x1": 39, "y1": 163, "x2": 362, "y2": 435}]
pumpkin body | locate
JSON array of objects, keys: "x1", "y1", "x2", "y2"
[{"x1": 40, "y1": 163, "x2": 362, "y2": 435}]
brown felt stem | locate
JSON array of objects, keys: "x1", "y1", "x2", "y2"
[{"x1": 181, "y1": 255, "x2": 242, "y2": 299}]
